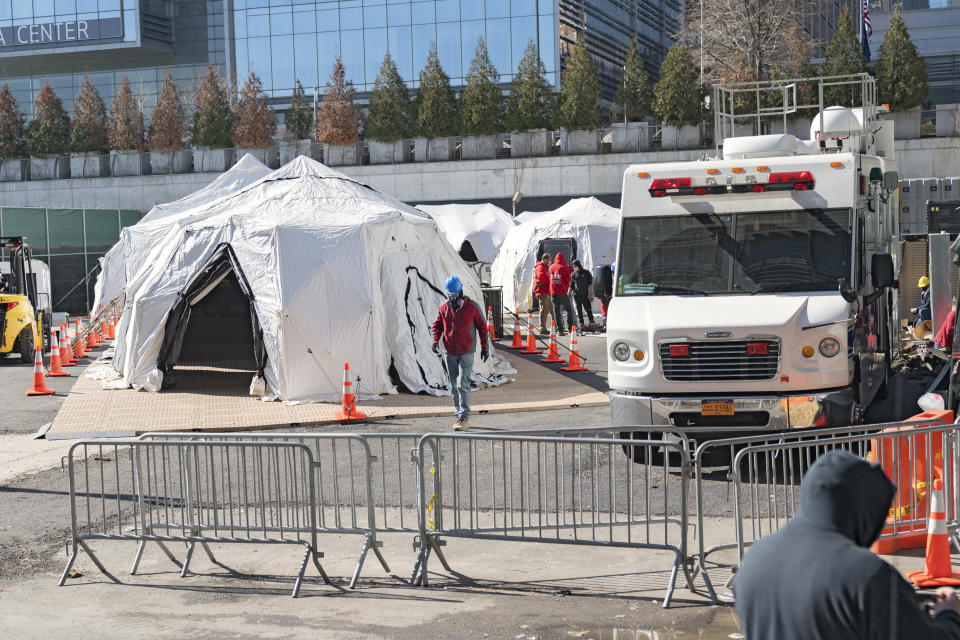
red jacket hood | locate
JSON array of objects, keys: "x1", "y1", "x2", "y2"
[{"x1": 553, "y1": 254, "x2": 568, "y2": 266}]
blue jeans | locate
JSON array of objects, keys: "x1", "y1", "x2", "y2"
[{"x1": 444, "y1": 352, "x2": 475, "y2": 419}]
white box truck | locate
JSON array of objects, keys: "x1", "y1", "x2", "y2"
[{"x1": 608, "y1": 74, "x2": 900, "y2": 436}]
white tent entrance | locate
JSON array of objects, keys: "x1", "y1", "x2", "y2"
[{"x1": 157, "y1": 244, "x2": 266, "y2": 389}]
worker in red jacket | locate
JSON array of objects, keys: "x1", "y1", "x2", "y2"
[
  {"x1": 549, "y1": 253, "x2": 574, "y2": 335},
  {"x1": 432, "y1": 276, "x2": 489, "y2": 430},
  {"x1": 533, "y1": 253, "x2": 553, "y2": 335}
]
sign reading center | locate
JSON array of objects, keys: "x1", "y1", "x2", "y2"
[{"x1": 0, "y1": 17, "x2": 122, "y2": 47}]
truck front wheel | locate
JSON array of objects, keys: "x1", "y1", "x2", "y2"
[{"x1": 18, "y1": 327, "x2": 34, "y2": 363}]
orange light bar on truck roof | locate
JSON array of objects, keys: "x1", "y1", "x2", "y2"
[{"x1": 648, "y1": 170, "x2": 816, "y2": 198}]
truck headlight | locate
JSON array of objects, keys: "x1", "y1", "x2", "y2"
[
  {"x1": 612, "y1": 342, "x2": 631, "y2": 361},
  {"x1": 819, "y1": 337, "x2": 841, "y2": 357}
]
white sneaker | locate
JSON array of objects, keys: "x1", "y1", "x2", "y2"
[{"x1": 453, "y1": 418, "x2": 469, "y2": 431}]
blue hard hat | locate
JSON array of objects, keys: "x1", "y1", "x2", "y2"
[{"x1": 444, "y1": 276, "x2": 463, "y2": 295}]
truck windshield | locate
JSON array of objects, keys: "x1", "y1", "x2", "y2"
[{"x1": 617, "y1": 209, "x2": 851, "y2": 295}]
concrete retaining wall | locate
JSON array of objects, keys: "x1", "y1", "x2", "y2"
[{"x1": 2, "y1": 137, "x2": 957, "y2": 212}]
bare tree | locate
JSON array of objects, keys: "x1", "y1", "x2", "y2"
[{"x1": 679, "y1": 0, "x2": 815, "y2": 84}]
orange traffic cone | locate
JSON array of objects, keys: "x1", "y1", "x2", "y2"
[
  {"x1": 561, "y1": 327, "x2": 589, "y2": 371},
  {"x1": 541, "y1": 321, "x2": 564, "y2": 363},
  {"x1": 506, "y1": 313, "x2": 524, "y2": 350},
  {"x1": 908, "y1": 479, "x2": 960, "y2": 586},
  {"x1": 75, "y1": 319, "x2": 88, "y2": 358},
  {"x1": 334, "y1": 362, "x2": 366, "y2": 422},
  {"x1": 25, "y1": 345, "x2": 54, "y2": 396},
  {"x1": 487, "y1": 306, "x2": 500, "y2": 342},
  {"x1": 63, "y1": 325, "x2": 77, "y2": 365},
  {"x1": 521, "y1": 313, "x2": 542, "y2": 354},
  {"x1": 107, "y1": 315, "x2": 116, "y2": 339},
  {"x1": 47, "y1": 331, "x2": 69, "y2": 377}
]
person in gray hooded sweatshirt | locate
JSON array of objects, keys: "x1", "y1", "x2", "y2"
[{"x1": 734, "y1": 450, "x2": 960, "y2": 639}]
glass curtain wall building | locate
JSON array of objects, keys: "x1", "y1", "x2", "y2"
[
  {"x1": 233, "y1": 0, "x2": 561, "y2": 98},
  {"x1": 0, "y1": 1, "x2": 224, "y2": 119},
  {"x1": 0, "y1": 2, "x2": 679, "y2": 120}
]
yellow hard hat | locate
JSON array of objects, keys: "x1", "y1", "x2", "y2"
[{"x1": 918, "y1": 275, "x2": 930, "y2": 288}]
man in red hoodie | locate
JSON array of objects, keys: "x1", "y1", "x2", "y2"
[
  {"x1": 533, "y1": 253, "x2": 553, "y2": 335},
  {"x1": 549, "y1": 253, "x2": 574, "y2": 335},
  {"x1": 432, "y1": 276, "x2": 489, "y2": 430}
]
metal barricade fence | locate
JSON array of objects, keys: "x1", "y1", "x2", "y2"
[
  {"x1": 410, "y1": 433, "x2": 693, "y2": 607},
  {"x1": 59, "y1": 439, "x2": 323, "y2": 597},
  {"x1": 691, "y1": 418, "x2": 954, "y2": 598},
  {"x1": 136, "y1": 432, "x2": 396, "y2": 586}
]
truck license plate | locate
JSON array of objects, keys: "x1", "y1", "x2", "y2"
[{"x1": 701, "y1": 400, "x2": 735, "y2": 416}]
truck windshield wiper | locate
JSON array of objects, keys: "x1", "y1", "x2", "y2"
[
  {"x1": 647, "y1": 284, "x2": 710, "y2": 296},
  {"x1": 750, "y1": 282, "x2": 833, "y2": 295}
]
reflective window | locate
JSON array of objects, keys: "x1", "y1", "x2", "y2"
[
  {"x1": 340, "y1": 6, "x2": 362, "y2": 29},
  {"x1": 486, "y1": 18, "x2": 509, "y2": 76},
  {"x1": 317, "y1": 30, "x2": 340, "y2": 83},
  {"x1": 460, "y1": 0, "x2": 483, "y2": 21},
  {"x1": 248, "y1": 36, "x2": 273, "y2": 88},
  {"x1": 365, "y1": 27, "x2": 387, "y2": 85},
  {"x1": 316, "y1": 8, "x2": 338, "y2": 31},
  {"x1": 247, "y1": 11, "x2": 270, "y2": 38},
  {"x1": 340, "y1": 29, "x2": 364, "y2": 86},
  {"x1": 387, "y1": 2, "x2": 410, "y2": 25},
  {"x1": 34, "y1": 0, "x2": 55, "y2": 18},
  {"x1": 487, "y1": 0, "x2": 509, "y2": 19},
  {"x1": 272, "y1": 34, "x2": 295, "y2": 93},
  {"x1": 270, "y1": 9, "x2": 293, "y2": 35},
  {"x1": 460, "y1": 20, "x2": 484, "y2": 75},
  {"x1": 435, "y1": 0, "x2": 458, "y2": 22},
  {"x1": 363, "y1": 3, "x2": 386, "y2": 28},
  {"x1": 411, "y1": 1, "x2": 433, "y2": 23},
  {"x1": 436, "y1": 21, "x2": 460, "y2": 78},
  {"x1": 411, "y1": 22, "x2": 435, "y2": 81},
  {"x1": 512, "y1": 16, "x2": 537, "y2": 73},
  {"x1": 54, "y1": 0, "x2": 76, "y2": 14},
  {"x1": 293, "y1": 9, "x2": 314, "y2": 34},
  {"x1": 388, "y1": 24, "x2": 413, "y2": 80},
  {"x1": 0, "y1": 2, "x2": 10, "y2": 20},
  {"x1": 513, "y1": 0, "x2": 536, "y2": 16},
  {"x1": 294, "y1": 32, "x2": 317, "y2": 85},
  {"x1": 538, "y1": 14, "x2": 556, "y2": 73}
]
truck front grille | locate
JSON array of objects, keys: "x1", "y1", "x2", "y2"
[{"x1": 659, "y1": 340, "x2": 780, "y2": 381}]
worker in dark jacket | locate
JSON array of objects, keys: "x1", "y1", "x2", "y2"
[
  {"x1": 548, "y1": 253, "x2": 574, "y2": 335},
  {"x1": 913, "y1": 275, "x2": 932, "y2": 329},
  {"x1": 432, "y1": 276, "x2": 489, "y2": 431},
  {"x1": 533, "y1": 253, "x2": 553, "y2": 335},
  {"x1": 734, "y1": 450, "x2": 960, "y2": 640},
  {"x1": 570, "y1": 260, "x2": 594, "y2": 329}
]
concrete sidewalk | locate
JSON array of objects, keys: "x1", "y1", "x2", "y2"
[{"x1": 0, "y1": 434, "x2": 75, "y2": 485}]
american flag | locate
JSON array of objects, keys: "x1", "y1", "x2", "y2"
[{"x1": 862, "y1": 0, "x2": 872, "y2": 37}]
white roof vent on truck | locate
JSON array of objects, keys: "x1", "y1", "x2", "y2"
[
  {"x1": 722, "y1": 133, "x2": 817, "y2": 160},
  {"x1": 809, "y1": 106, "x2": 861, "y2": 141}
]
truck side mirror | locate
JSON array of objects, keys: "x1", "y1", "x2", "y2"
[
  {"x1": 871, "y1": 253, "x2": 895, "y2": 289},
  {"x1": 883, "y1": 171, "x2": 898, "y2": 191},
  {"x1": 838, "y1": 279, "x2": 857, "y2": 303}
]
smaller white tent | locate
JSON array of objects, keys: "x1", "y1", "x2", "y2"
[
  {"x1": 491, "y1": 197, "x2": 620, "y2": 312},
  {"x1": 415, "y1": 203, "x2": 515, "y2": 264},
  {"x1": 92, "y1": 154, "x2": 272, "y2": 311}
]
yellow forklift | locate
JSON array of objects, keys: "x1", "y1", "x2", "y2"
[{"x1": 1, "y1": 236, "x2": 49, "y2": 363}]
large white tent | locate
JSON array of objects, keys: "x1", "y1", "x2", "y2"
[
  {"x1": 491, "y1": 197, "x2": 620, "y2": 312},
  {"x1": 107, "y1": 156, "x2": 506, "y2": 402},
  {"x1": 415, "y1": 203, "x2": 515, "y2": 264},
  {"x1": 93, "y1": 154, "x2": 272, "y2": 311}
]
